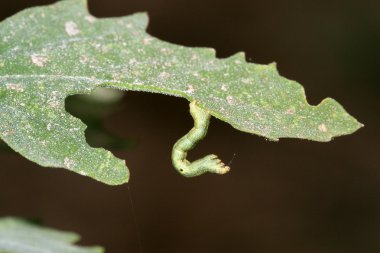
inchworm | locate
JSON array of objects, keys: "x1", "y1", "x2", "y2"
[{"x1": 171, "y1": 101, "x2": 230, "y2": 177}]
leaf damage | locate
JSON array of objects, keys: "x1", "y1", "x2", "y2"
[{"x1": 0, "y1": 0, "x2": 362, "y2": 184}]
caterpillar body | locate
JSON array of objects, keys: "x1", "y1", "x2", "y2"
[{"x1": 171, "y1": 101, "x2": 230, "y2": 177}]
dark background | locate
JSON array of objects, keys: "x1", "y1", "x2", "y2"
[{"x1": 0, "y1": 0, "x2": 379, "y2": 252}]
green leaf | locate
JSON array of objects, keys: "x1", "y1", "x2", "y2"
[
  {"x1": 0, "y1": 217, "x2": 103, "y2": 253},
  {"x1": 0, "y1": 0, "x2": 362, "y2": 184}
]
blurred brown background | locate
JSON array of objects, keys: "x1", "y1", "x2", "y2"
[{"x1": 0, "y1": 0, "x2": 379, "y2": 252}]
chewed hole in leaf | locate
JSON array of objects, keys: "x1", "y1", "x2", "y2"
[{"x1": 65, "y1": 87, "x2": 134, "y2": 151}]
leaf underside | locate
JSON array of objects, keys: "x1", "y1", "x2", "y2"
[
  {"x1": 0, "y1": 0, "x2": 362, "y2": 184},
  {"x1": 0, "y1": 217, "x2": 103, "y2": 253}
]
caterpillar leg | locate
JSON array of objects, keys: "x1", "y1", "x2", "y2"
[{"x1": 171, "y1": 101, "x2": 230, "y2": 177}]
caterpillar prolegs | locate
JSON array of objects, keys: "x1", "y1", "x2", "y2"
[{"x1": 171, "y1": 101, "x2": 230, "y2": 177}]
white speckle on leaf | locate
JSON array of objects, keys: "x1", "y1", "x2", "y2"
[
  {"x1": 186, "y1": 85, "x2": 195, "y2": 94},
  {"x1": 48, "y1": 100, "x2": 60, "y2": 109},
  {"x1": 64, "y1": 157, "x2": 75, "y2": 169},
  {"x1": 65, "y1": 21, "x2": 80, "y2": 36},
  {"x1": 80, "y1": 55, "x2": 89, "y2": 64},
  {"x1": 101, "y1": 45, "x2": 111, "y2": 53},
  {"x1": 158, "y1": 72, "x2": 170, "y2": 79},
  {"x1": 47, "y1": 123, "x2": 52, "y2": 131},
  {"x1": 227, "y1": 95, "x2": 234, "y2": 105},
  {"x1": 31, "y1": 54, "x2": 48, "y2": 67},
  {"x1": 93, "y1": 43, "x2": 101, "y2": 49},
  {"x1": 286, "y1": 108, "x2": 295, "y2": 115},
  {"x1": 85, "y1": 15, "x2": 96, "y2": 23},
  {"x1": 235, "y1": 60, "x2": 242, "y2": 64},
  {"x1": 59, "y1": 44, "x2": 67, "y2": 49},
  {"x1": 47, "y1": 91, "x2": 60, "y2": 109},
  {"x1": 254, "y1": 112, "x2": 262, "y2": 119},
  {"x1": 318, "y1": 123, "x2": 328, "y2": 132},
  {"x1": 79, "y1": 171, "x2": 87, "y2": 176},
  {"x1": 2, "y1": 130, "x2": 15, "y2": 137},
  {"x1": 6, "y1": 83, "x2": 24, "y2": 92},
  {"x1": 191, "y1": 53, "x2": 198, "y2": 61},
  {"x1": 161, "y1": 48, "x2": 170, "y2": 54},
  {"x1": 242, "y1": 78, "x2": 251, "y2": 84},
  {"x1": 221, "y1": 84, "x2": 228, "y2": 91},
  {"x1": 112, "y1": 73, "x2": 121, "y2": 81},
  {"x1": 143, "y1": 37, "x2": 153, "y2": 45}
]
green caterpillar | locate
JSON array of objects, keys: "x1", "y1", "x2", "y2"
[{"x1": 171, "y1": 101, "x2": 230, "y2": 177}]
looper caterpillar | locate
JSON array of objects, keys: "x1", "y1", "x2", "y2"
[{"x1": 171, "y1": 101, "x2": 230, "y2": 177}]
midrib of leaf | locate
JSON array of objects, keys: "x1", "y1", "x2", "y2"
[
  {"x1": 0, "y1": 74, "x2": 111, "y2": 83},
  {"x1": 0, "y1": 34, "x2": 108, "y2": 58}
]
